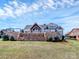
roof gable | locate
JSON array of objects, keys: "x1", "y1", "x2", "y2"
[
  {"x1": 30, "y1": 23, "x2": 41, "y2": 30},
  {"x1": 24, "y1": 23, "x2": 63, "y2": 31}
]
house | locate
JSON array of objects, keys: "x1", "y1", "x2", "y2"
[
  {"x1": 1, "y1": 23, "x2": 63, "y2": 41},
  {"x1": 66, "y1": 28, "x2": 79, "y2": 40},
  {"x1": 23, "y1": 23, "x2": 63, "y2": 41}
]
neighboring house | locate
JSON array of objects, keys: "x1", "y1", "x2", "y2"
[
  {"x1": 2, "y1": 28, "x2": 21, "y2": 32},
  {"x1": 1, "y1": 28, "x2": 15, "y2": 32},
  {"x1": 0, "y1": 28, "x2": 20, "y2": 39},
  {"x1": 66, "y1": 28, "x2": 79, "y2": 40},
  {"x1": 0, "y1": 29, "x2": 19, "y2": 39}
]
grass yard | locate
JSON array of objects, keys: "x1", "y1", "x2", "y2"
[{"x1": 0, "y1": 40, "x2": 79, "y2": 59}]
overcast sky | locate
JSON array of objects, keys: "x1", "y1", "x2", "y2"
[{"x1": 0, "y1": 0, "x2": 79, "y2": 34}]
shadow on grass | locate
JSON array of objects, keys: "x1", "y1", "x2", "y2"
[{"x1": 54, "y1": 39, "x2": 68, "y2": 42}]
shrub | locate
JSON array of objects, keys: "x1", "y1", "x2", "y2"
[
  {"x1": 53, "y1": 36, "x2": 60, "y2": 42},
  {"x1": 0, "y1": 35, "x2": 1, "y2": 38},
  {"x1": 47, "y1": 37, "x2": 53, "y2": 42},
  {"x1": 9, "y1": 36, "x2": 16, "y2": 41},
  {"x1": 70, "y1": 38, "x2": 76, "y2": 40},
  {"x1": 2, "y1": 35, "x2": 9, "y2": 41}
]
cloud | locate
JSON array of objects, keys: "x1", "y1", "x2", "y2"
[
  {"x1": 0, "y1": 0, "x2": 79, "y2": 19},
  {"x1": 38, "y1": 0, "x2": 79, "y2": 9},
  {"x1": 54, "y1": 15, "x2": 79, "y2": 34},
  {"x1": 0, "y1": 0, "x2": 79, "y2": 33},
  {"x1": 0, "y1": 1, "x2": 39, "y2": 18}
]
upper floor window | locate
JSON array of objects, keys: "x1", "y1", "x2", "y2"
[{"x1": 46, "y1": 26, "x2": 48, "y2": 29}]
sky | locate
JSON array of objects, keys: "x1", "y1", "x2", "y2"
[{"x1": 0, "y1": 0, "x2": 79, "y2": 34}]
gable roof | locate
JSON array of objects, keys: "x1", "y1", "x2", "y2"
[
  {"x1": 30, "y1": 23, "x2": 41, "y2": 30},
  {"x1": 24, "y1": 25, "x2": 32, "y2": 30},
  {"x1": 24, "y1": 23, "x2": 63, "y2": 30}
]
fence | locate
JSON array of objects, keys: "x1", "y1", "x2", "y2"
[{"x1": 17, "y1": 33, "x2": 47, "y2": 41}]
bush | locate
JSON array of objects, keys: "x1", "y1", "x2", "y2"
[
  {"x1": 70, "y1": 38, "x2": 76, "y2": 40},
  {"x1": 2, "y1": 35, "x2": 9, "y2": 41},
  {"x1": 53, "y1": 36, "x2": 60, "y2": 42},
  {"x1": 0, "y1": 35, "x2": 1, "y2": 38},
  {"x1": 9, "y1": 36, "x2": 16, "y2": 41},
  {"x1": 47, "y1": 37, "x2": 53, "y2": 42}
]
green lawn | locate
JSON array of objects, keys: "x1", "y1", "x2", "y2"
[{"x1": 0, "y1": 40, "x2": 79, "y2": 59}]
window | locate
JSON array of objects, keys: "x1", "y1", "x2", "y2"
[{"x1": 46, "y1": 26, "x2": 48, "y2": 29}]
